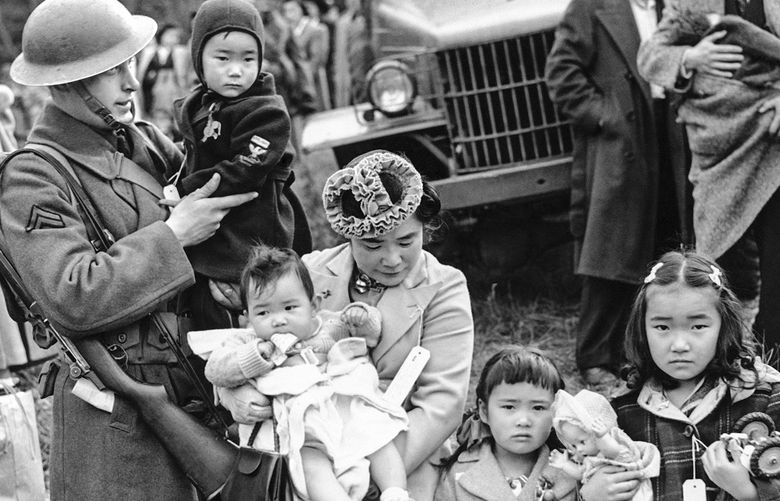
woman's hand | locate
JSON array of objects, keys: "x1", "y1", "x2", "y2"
[
  {"x1": 162, "y1": 173, "x2": 257, "y2": 247},
  {"x1": 215, "y1": 383, "x2": 272, "y2": 424},
  {"x1": 702, "y1": 439, "x2": 759, "y2": 501},
  {"x1": 208, "y1": 279, "x2": 243, "y2": 310},
  {"x1": 579, "y1": 466, "x2": 642, "y2": 501},
  {"x1": 682, "y1": 30, "x2": 743, "y2": 78}
]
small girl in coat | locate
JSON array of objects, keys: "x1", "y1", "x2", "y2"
[
  {"x1": 549, "y1": 389, "x2": 659, "y2": 501},
  {"x1": 192, "y1": 245, "x2": 410, "y2": 501},
  {"x1": 599, "y1": 250, "x2": 780, "y2": 501},
  {"x1": 434, "y1": 347, "x2": 577, "y2": 501}
]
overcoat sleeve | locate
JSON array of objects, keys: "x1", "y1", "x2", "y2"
[
  {"x1": 0, "y1": 153, "x2": 193, "y2": 337},
  {"x1": 544, "y1": 0, "x2": 607, "y2": 134},
  {"x1": 179, "y1": 96, "x2": 292, "y2": 197},
  {"x1": 637, "y1": 0, "x2": 696, "y2": 92},
  {"x1": 398, "y1": 268, "x2": 474, "y2": 472}
]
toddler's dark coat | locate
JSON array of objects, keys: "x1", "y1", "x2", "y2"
[
  {"x1": 174, "y1": 73, "x2": 310, "y2": 281},
  {"x1": 174, "y1": 0, "x2": 310, "y2": 282}
]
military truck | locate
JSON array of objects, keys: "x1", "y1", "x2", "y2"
[{"x1": 301, "y1": 0, "x2": 573, "y2": 266}]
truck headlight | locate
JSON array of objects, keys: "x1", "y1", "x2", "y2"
[{"x1": 366, "y1": 60, "x2": 416, "y2": 117}]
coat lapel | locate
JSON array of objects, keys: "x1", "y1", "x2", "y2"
[
  {"x1": 457, "y1": 443, "x2": 517, "y2": 501},
  {"x1": 309, "y1": 246, "x2": 354, "y2": 307},
  {"x1": 595, "y1": 0, "x2": 651, "y2": 105},
  {"x1": 372, "y1": 254, "x2": 441, "y2": 362}
]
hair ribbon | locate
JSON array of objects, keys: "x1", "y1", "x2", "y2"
[
  {"x1": 643, "y1": 262, "x2": 663, "y2": 284},
  {"x1": 708, "y1": 265, "x2": 722, "y2": 287}
]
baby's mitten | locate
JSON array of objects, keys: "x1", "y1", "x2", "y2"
[{"x1": 341, "y1": 301, "x2": 382, "y2": 347}]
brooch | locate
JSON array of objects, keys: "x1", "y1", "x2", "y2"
[{"x1": 353, "y1": 272, "x2": 386, "y2": 294}]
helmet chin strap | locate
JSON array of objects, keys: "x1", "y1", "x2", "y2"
[{"x1": 71, "y1": 80, "x2": 123, "y2": 133}]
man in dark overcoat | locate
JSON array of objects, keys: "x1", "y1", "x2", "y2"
[{"x1": 545, "y1": 0, "x2": 690, "y2": 385}]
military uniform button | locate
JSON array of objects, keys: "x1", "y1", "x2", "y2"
[{"x1": 117, "y1": 332, "x2": 127, "y2": 343}]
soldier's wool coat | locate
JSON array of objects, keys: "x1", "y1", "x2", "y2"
[{"x1": 0, "y1": 103, "x2": 198, "y2": 500}]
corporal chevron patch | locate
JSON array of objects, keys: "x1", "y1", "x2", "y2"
[{"x1": 25, "y1": 205, "x2": 65, "y2": 232}]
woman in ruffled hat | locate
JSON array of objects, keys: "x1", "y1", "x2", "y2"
[
  {"x1": 307, "y1": 150, "x2": 475, "y2": 498},
  {"x1": 215, "y1": 149, "x2": 474, "y2": 499}
]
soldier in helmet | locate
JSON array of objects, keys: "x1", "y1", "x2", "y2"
[{"x1": 1, "y1": 0, "x2": 258, "y2": 499}]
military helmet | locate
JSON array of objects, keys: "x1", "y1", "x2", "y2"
[{"x1": 11, "y1": 0, "x2": 157, "y2": 86}]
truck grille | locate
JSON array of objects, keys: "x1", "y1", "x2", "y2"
[{"x1": 437, "y1": 30, "x2": 573, "y2": 172}]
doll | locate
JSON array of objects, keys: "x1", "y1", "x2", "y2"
[{"x1": 550, "y1": 389, "x2": 660, "y2": 501}]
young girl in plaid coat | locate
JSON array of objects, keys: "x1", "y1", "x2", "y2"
[{"x1": 589, "y1": 250, "x2": 780, "y2": 501}]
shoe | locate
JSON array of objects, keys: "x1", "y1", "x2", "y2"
[{"x1": 581, "y1": 367, "x2": 618, "y2": 386}]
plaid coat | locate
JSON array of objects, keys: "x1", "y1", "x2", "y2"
[{"x1": 613, "y1": 367, "x2": 780, "y2": 501}]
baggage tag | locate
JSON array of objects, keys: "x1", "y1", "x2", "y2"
[
  {"x1": 163, "y1": 184, "x2": 180, "y2": 202},
  {"x1": 683, "y1": 435, "x2": 707, "y2": 501},
  {"x1": 384, "y1": 346, "x2": 430, "y2": 406},
  {"x1": 682, "y1": 479, "x2": 706, "y2": 501}
]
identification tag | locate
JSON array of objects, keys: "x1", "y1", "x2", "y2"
[
  {"x1": 682, "y1": 479, "x2": 707, "y2": 501},
  {"x1": 384, "y1": 346, "x2": 430, "y2": 406},
  {"x1": 163, "y1": 184, "x2": 180, "y2": 202}
]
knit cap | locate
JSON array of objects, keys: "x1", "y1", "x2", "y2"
[
  {"x1": 190, "y1": 0, "x2": 265, "y2": 83},
  {"x1": 552, "y1": 389, "x2": 618, "y2": 436}
]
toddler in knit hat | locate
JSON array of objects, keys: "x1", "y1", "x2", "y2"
[{"x1": 550, "y1": 389, "x2": 660, "y2": 501}]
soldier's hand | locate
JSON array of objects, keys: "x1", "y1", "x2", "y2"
[
  {"x1": 208, "y1": 279, "x2": 243, "y2": 310},
  {"x1": 163, "y1": 173, "x2": 257, "y2": 247}
]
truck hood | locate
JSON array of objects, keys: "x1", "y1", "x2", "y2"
[{"x1": 376, "y1": 0, "x2": 570, "y2": 49}]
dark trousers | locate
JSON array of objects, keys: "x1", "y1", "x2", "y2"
[
  {"x1": 716, "y1": 186, "x2": 780, "y2": 363},
  {"x1": 576, "y1": 277, "x2": 636, "y2": 371},
  {"x1": 755, "y1": 188, "x2": 780, "y2": 353},
  {"x1": 716, "y1": 186, "x2": 780, "y2": 362}
]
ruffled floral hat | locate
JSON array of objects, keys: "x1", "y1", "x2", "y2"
[{"x1": 322, "y1": 150, "x2": 423, "y2": 238}]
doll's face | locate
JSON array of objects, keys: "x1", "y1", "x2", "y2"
[
  {"x1": 557, "y1": 421, "x2": 599, "y2": 461},
  {"x1": 245, "y1": 272, "x2": 318, "y2": 342}
]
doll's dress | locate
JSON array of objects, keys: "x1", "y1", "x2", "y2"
[{"x1": 581, "y1": 427, "x2": 660, "y2": 501}]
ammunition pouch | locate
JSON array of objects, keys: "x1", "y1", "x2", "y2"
[{"x1": 101, "y1": 312, "x2": 193, "y2": 365}]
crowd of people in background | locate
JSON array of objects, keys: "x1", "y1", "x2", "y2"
[{"x1": 0, "y1": 0, "x2": 374, "y2": 148}]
